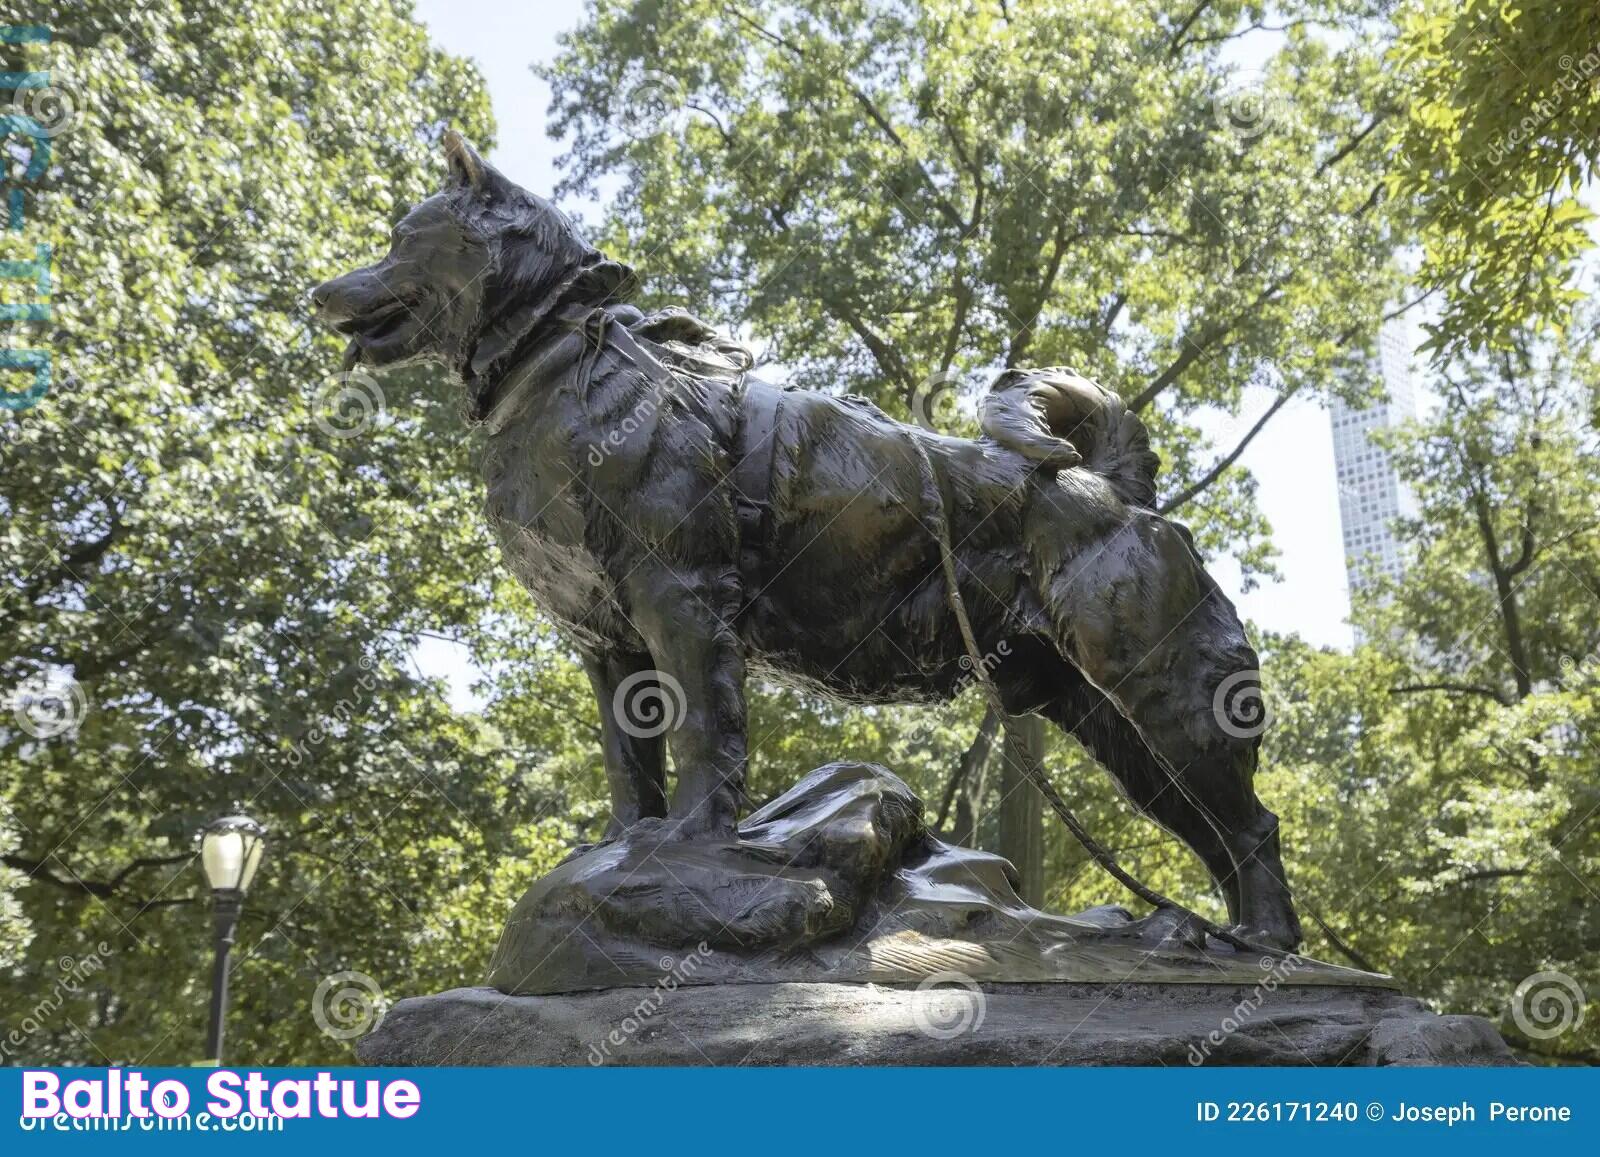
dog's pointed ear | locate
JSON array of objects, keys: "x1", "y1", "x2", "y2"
[
  {"x1": 443, "y1": 130, "x2": 490, "y2": 192},
  {"x1": 443, "y1": 129, "x2": 522, "y2": 204}
]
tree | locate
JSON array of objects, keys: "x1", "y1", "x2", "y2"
[
  {"x1": 1390, "y1": 0, "x2": 1600, "y2": 357},
  {"x1": 1258, "y1": 314, "x2": 1600, "y2": 1061},
  {"x1": 1376, "y1": 309, "x2": 1600, "y2": 701},
  {"x1": 0, "y1": 798, "x2": 29, "y2": 971},
  {"x1": 0, "y1": 0, "x2": 577, "y2": 1064},
  {"x1": 543, "y1": 0, "x2": 1404, "y2": 875}
]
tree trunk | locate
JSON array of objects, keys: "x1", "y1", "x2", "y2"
[
  {"x1": 936, "y1": 707, "x2": 998, "y2": 837},
  {"x1": 997, "y1": 713, "x2": 1046, "y2": 907},
  {"x1": 1492, "y1": 567, "x2": 1534, "y2": 700},
  {"x1": 1470, "y1": 489, "x2": 1535, "y2": 700},
  {"x1": 952, "y1": 792, "x2": 976, "y2": 849}
]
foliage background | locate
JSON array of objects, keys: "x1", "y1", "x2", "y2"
[{"x1": 1, "y1": 0, "x2": 1596, "y2": 1064}]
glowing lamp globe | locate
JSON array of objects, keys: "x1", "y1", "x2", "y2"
[{"x1": 199, "y1": 815, "x2": 267, "y2": 895}]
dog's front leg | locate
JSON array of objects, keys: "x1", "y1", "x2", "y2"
[
  {"x1": 581, "y1": 649, "x2": 669, "y2": 839},
  {"x1": 624, "y1": 564, "x2": 747, "y2": 840}
]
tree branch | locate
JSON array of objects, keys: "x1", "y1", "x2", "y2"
[
  {"x1": 1388, "y1": 682, "x2": 1514, "y2": 706},
  {"x1": 0, "y1": 515, "x2": 127, "y2": 639},
  {"x1": 725, "y1": 3, "x2": 967, "y2": 230},
  {"x1": 3, "y1": 851, "x2": 195, "y2": 898},
  {"x1": 1098, "y1": 292, "x2": 1128, "y2": 337},
  {"x1": 1317, "y1": 111, "x2": 1390, "y2": 176},
  {"x1": 1130, "y1": 274, "x2": 1290, "y2": 411},
  {"x1": 1451, "y1": 867, "x2": 1531, "y2": 885},
  {"x1": 1159, "y1": 385, "x2": 1298, "y2": 514},
  {"x1": 1166, "y1": 0, "x2": 1217, "y2": 57},
  {"x1": 831, "y1": 300, "x2": 915, "y2": 394},
  {"x1": 1007, "y1": 221, "x2": 1079, "y2": 367}
]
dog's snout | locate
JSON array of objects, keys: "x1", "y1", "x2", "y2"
[
  {"x1": 309, "y1": 274, "x2": 349, "y2": 321},
  {"x1": 309, "y1": 269, "x2": 379, "y2": 324},
  {"x1": 308, "y1": 280, "x2": 333, "y2": 309}
]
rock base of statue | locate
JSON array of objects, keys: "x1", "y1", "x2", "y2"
[
  {"x1": 357, "y1": 762, "x2": 1514, "y2": 1066},
  {"x1": 356, "y1": 982, "x2": 1514, "y2": 1066},
  {"x1": 486, "y1": 761, "x2": 1385, "y2": 994}
]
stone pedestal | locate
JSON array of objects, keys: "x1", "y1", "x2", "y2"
[
  {"x1": 362, "y1": 761, "x2": 1512, "y2": 1067},
  {"x1": 356, "y1": 982, "x2": 1515, "y2": 1066}
]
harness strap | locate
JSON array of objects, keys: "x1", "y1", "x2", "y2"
[
  {"x1": 599, "y1": 312, "x2": 782, "y2": 617},
  {"x1": 731, "y1": 379, "x2": 784, "y2": 617}
]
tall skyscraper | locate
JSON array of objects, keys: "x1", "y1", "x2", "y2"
[{"x1": 1330, "y1": 317, "x2": 1418, "y2": 594}]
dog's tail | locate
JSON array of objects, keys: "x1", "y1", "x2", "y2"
[{"x1": 980, "y1": 367, "x2": 1159, "y2": 508}]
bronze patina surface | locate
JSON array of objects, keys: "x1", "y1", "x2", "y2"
[{"x1": 314, "y1": 133, "x2": 1314, "y2": 990}]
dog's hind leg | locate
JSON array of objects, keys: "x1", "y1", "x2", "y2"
[
  {"x1": 1035, "y1": 674, "x2": 1244, "y2": 924},
  {"x1": 582, "y1": 650, "x2": 670, "y2": 836},
  {"x1": 993, "y1": 644, "x2": 1243, "y2": 918},
  {"x1": 1040, "y1": 511, "x2": 1302, "y2": 949}
]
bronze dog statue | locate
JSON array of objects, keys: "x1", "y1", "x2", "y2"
[{"x1": 312, "y1": 133, "x2": 1302, "y2": 949}]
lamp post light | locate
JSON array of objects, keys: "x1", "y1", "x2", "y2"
[{"x1": 198, "y1": 814, "x2": 266, "y2": 1065}]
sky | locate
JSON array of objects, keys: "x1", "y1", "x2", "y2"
[{"x1": 408, "y1": 0, "x2": 1372, "y2": 703}]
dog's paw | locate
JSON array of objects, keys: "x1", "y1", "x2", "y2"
[{"x1": 1223, "y1": 922, "x2": 1304, "y2": 955}]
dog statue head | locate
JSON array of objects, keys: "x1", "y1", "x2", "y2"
[{"x1": 311, "y1": 132, "x2": 635, "y2": 388}]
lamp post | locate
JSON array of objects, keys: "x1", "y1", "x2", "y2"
[{"x1": 198, "y1": 814, "x2": 266, "y2": 1065}]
